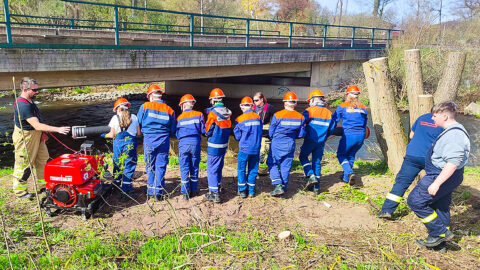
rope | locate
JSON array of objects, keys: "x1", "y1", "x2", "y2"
[{"x1": 47, "y1": 132, "x2": 77, "y2": 153}]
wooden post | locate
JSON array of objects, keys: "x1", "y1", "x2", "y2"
[
  {"x1": 404, "y1": 49, "x2": 424, "y2": 127},
  {"x1": 417, "y1": 94, "x2": 434, "y2": 116},
  {"x1": 363, "y1": 57, "x2": 407, "y2": 174},
  {"x1": 434, "y1": 51, "x2": 466, "y2": 104}
]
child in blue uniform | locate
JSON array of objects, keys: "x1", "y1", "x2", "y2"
[
  {"x1": 205, "y1": 88, "x2": 232, "y2": 203},
  {"x1": 176, "y1": 94, "x2": 205, "y2": 200},
  {"x1": 332, "y1": 85, "x2": 368, "y2": 185},
  {"x1": 137, "y1": 85, "x2": 176, "y2": 201},
  {"x1": 299, "y1": 90, "x2": 335, "y2": 194},
  {"x1": 268, "y1": 91, "x2": 305, "y2": 196},
  {"x1": 104, "y1": 98, "x2": 140, "y2": 199},
  {"x1": 234, "y1": 97, "x2": 263, "y2": 198}
]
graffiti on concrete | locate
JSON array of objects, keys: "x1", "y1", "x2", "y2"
[{"x1": 277, "y1": 86, "x2": 291, "y2": 97}]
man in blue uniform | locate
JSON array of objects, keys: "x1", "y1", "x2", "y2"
[
  {"x1": 234, "y1": 97, "x2": 263, "y2": 198},
  {"x1": 205, "y1": 88, "x2": 232, "y2": 203},
  {"x1": 378, "y1": 112, "x2": 443, "y2": 219},
  {"x1": 176, "y1": 94, "x2": 205, "y2": 200},
  {"x1": 137, "y1": 84, "x2": 176, "y2": 201},
  {"x1": 268, "y1": 91, "x2": 305, "y2": 197},
  {"x1": 407, "y1": 101, "x2": 470, "y2": 249},
  {"x1": 299, "y1": 90, "x2": 335, "y2": 194}
]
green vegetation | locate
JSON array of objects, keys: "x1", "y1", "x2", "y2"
[
  {"x1": 331, "y1": 99, "x2": 343, "y2": 107},
  {"x1": 73, "y1": 86, "x2": 92, "y2": 94},
  {"x1": 117, "y1": 83, "x2": 146, "y2": 91},
  {"x1": 0, "y1": 168, "x2": 13, "y2": 177},
  {"x1": 354, "y1": 160, "x2": 390, "y2": 176}
]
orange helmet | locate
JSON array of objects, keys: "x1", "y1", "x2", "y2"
[
  {"x1": 113, "y1": 98, "x2": 130, "y2": 112},
  {"x1": 346, "y1": 85, "x2": 360, "y2": 95},
  {"x1": 240, "y1": 96, "x2": 254, "y2": 105},
  {"x1": 147, "y1": 84, "x2": 164, "y2": 98},
  {"x1": 307, "y1": 90, "x2": 325, "y2": 101},
  {"x1": 283, "y1": 91, "x2": 298, "y2": 102},
  {"x1": 209, "y1": 88, "x2": 225, "y2": 99},
  {"x1": 179, "y1": 94, "x2": 196, "y2": 106}
]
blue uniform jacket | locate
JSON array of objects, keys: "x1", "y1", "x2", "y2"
[
  {"x1": 302, "y1": 105, "x2": 335, "y2": 143},
  {"x1": 205, "y1": 104, "x2": 232, "y2": 156},
  {"x1": 332, "y1": 102, "x2": 367, "y2": 134},
  {"x1": 137, "y1": 100, "x2": 176, "y2": 150},
  {"x1": 233, "y1": 110, "x2": 263, "y2": 155},
  {"x1": 269, "y1": 109, "x2": 305, "y2": 141},
  {"x1": 176, "y1": 109, "x2": 205, "y2": 145},
  {"x1": 406, "y1": 113, "x2": 443, "y2": 158}
]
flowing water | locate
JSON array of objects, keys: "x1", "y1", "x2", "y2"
[{"x1": 0, "y1": 94, "x2": 478, "y2": 168}]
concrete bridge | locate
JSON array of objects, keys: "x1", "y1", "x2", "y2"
[{"x1": 0, "y1": 1, "x2": 399, "y2": 99}]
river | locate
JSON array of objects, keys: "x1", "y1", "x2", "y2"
[{"x1": 0, "y1": 94, "x2": 478, "y2": 167}]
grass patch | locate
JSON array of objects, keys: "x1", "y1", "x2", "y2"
[
  {"x1": 117, "y1": 83, "x2": 145, "y2": 90},
  {"x1": 73, "y1": 86, "x2": 92, "y2": 94},
  {"x1": 331, "y1": 98, "x2": 343, "y2": 107},
  {"x1": 168, "y1": 156, "x2": 179, "y2": 168},
  {"x1": 0, "y1": 167, "x2": 13, "y2": 177},
  {"x1": 291, "y1": 160, "x2": 303, "y2": 172},
  {"x1": 354, "y1": 160, "x2": 390, "y2": 176},
  {"x1": 465, "y1": 167, "x2": 480, "y2": 175},
  {"x1": 47, "y1": 88, "x2": 62, "y2": 93}
]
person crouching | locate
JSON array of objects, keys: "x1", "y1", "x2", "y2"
[
  {"x1": 176, "y1": 94, "x2": 205, "y2": 200},
  {"x1": 234, "y1": 97, "x2": 263, "y2": 198}
]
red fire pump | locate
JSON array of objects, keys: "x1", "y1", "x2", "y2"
[{"x1": 41, "y1": 140, "x2": 112, "y2": 220}]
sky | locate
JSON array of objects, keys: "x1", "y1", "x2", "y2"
[{"x1": 318, "y1": 0, "x2": 460, "y2": 25}]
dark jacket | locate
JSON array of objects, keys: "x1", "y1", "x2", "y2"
[{"x1": 254, "y1": 103, "x2": 278, "y2": 126}]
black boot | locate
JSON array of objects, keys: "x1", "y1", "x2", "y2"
[
  {"x1": 305, "y1": 175, "x2": 317, "y2": 190},
  {"x1": 238, "y1": 190, "x2": 248, "y2": 199},
  {"x1": 270, "y1": 184, "x2": 284, "y2": 197},
  {"x1": 348, "y1": 173, "x2": 356, "y2": 186},
  {"x1": 416, "y1": 229, "x2": 454, "y2": 248},
  {"x1": 377, "y1": 211, "x2": 393, "y2": 219},
  {"x1": 205, "y1": 192, "x2": 221, "y2": 203}
]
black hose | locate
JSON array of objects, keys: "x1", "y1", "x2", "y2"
[{"x1": 72, "y1": 126, "x2": 110, "y2": 139}]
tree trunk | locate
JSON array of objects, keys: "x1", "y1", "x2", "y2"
[
  {"x1": 434, "y1": 51, "x2": 466, "y2": 104},
  {"x1": 362, "y1": 61, "x2": 389, "y2": 164},
  {"x1": 404, "y1": 49, "x2": 424, "y2": 127},
  {"x1": 373, "y1": 0, "x2": 380, "y2": 16},
  {"x1": 363, "y1": 57, "x2": 408, "y2": 174},
  {"x1": 418, "y1": 94, "x2": 434, "y2": 117}
]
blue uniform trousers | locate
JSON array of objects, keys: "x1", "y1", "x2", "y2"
[
  {"x1": 337, "y1": 133, "x2": 365, "y2": 182},
  {"x1": 179, "y1": 143, "x2": 201, "y2": 194},
  {"x1": 237, "y1": 152, "x2": 259, "y2": 195},
  {"x1": 267, "y1": 146, "x2": 294, "y2": 189},
  {"x1": 113, "y1": 132, "x2": 137, "y2": 192},
  {"x1": 144, "y1": 144, "x2": 169, "y2": 196},
  {"x1": 207, "y1": 154, "x2": 225, "y2": 192},
  {"x1": 407, "y1": 171, "x2": 462, "y2": 236},
  {"x1": 381, "y1": 155, "x2": 425, "y2": 213},
  {"x1": 299, "y1": 140, "x2": 325, "y2": 189}
]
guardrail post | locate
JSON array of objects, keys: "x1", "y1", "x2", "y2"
[
  {"x1": 351, "y1": 27, "x2": 356, "y2": 47},
  {"x1": 245, "y1": 19, "x2": 250, "y2": 47},
  {"x1": 70, "y1": 18, "x2": 75, "y2": 29},
  {"x1": 190, "y1": 15, "x2": 194, "y2": 47},
  {"x1": 201, "y1": 26, "x2": 204, "y2": 35},
  {"x1": 259, "y1": 30, "x2": 262, "y2": 37},
  {"x1": 322, "y1": 25, "x2": 327, "y2": 47},
  {"x1": 232, "y1": 28, "x2": 235, "y2": 35},
  {"x1": 123, "y1": 22, "x2": 127, "y2": 30},
  {"x1": 288, "y1": 22, "x2": 293, "y2": 48},
  {"x1": 3, "y1": 0, "x2": 12, "y2": 44},
  {"x1": 370, "y1": 28, "x2": 375, "y2": 47},
  {"x1": 387, "y1": 29, "x2": 391, "y2": 46},
  {"x1": 114, "y1": 6, "x2": 119, "y2": 46},
  {"x1": 166, "y1": 25, "x2": 169, "y2": 33}
]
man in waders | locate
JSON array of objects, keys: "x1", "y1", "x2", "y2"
[
  {"x1": 137, "y1": 84, "x2": 176, "y2": 201},
  {"x1": 407, "y1": 101, "x2": 470, "y2": 251},
  {"x1": 252, "y1": 92, "x2": 277, "y2": 176},
  {"x1": 12, "y1": 77, "x2": 70, "y2": 199},
  {"x1": 378, "y1": 112, "x2": 443, "y2": 219}
]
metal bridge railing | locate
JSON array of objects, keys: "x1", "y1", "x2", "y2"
[{"x1": 1, "y1": 0, "x2": 403, "y2": 50}]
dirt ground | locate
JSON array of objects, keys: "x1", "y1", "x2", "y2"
[{"x1": 2, "y1": 153, "x2": 480, "y2": 268}]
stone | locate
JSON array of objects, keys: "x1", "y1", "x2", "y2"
[
  {"x1": 278, "y1": 230, "x2": 292, "y2": 240},
  {"x1": 464, "y1": 102, "x2": 480, "y2": 116}
]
